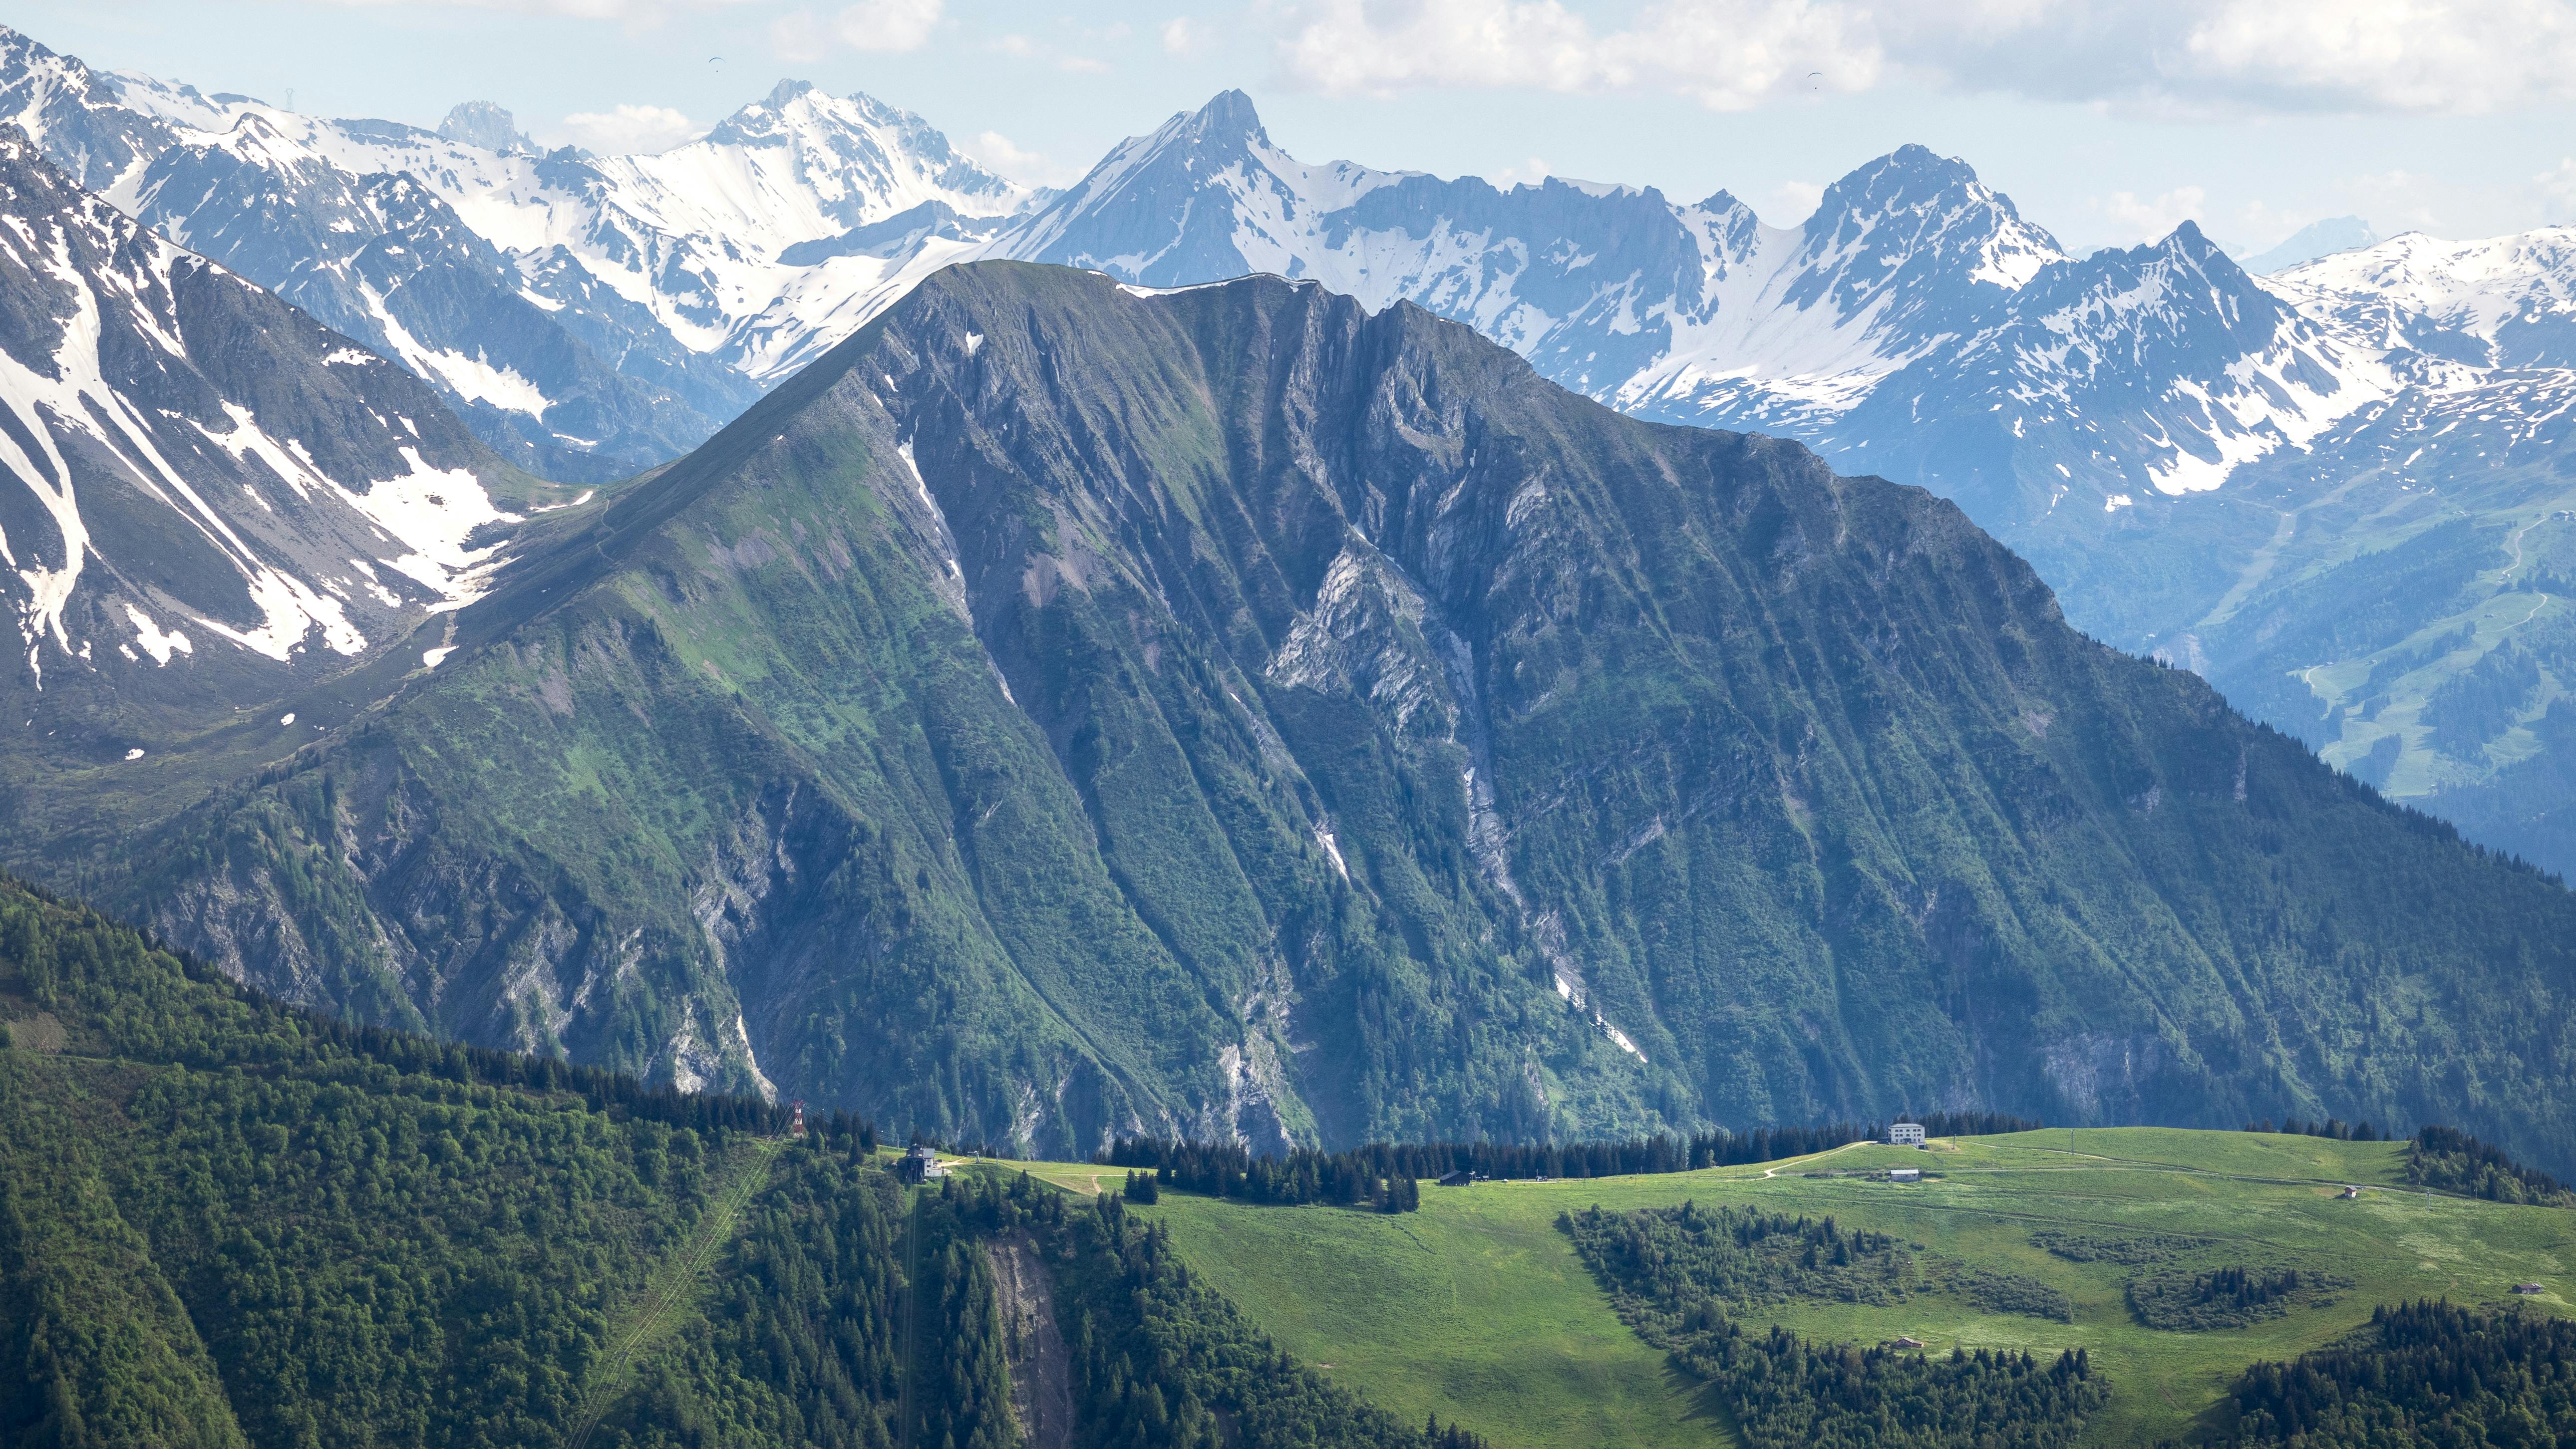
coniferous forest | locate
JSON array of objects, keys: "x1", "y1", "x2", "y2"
[
  {"x1": 2216, "y1": 1301, "x2": 2576, "y2": 1446},
  {"x1": 1097, "y1": 1111, "x2": 2039, "y2": 1206},
  {"x1": 1560, "y1": 1202, "x2": 2109, "y2": 1449},
  {"x1": 0, "y1": 873, "x2": 1479, "y2": 1449}
]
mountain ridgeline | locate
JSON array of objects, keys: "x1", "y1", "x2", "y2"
[{"x1": 73, "y1": 261, "x2": 2576, "y2": 1172}]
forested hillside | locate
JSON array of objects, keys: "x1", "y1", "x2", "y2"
[
  {"x1": 2217, "y1": 1301, "x2": 2576, "y2": 1446},
  {"x1": 0, "y1": 873, "x2": 1452, "y2": 1449},
  {"x1": 1562, "y1": 1200, "x2": 2108, "y2": 1449}
]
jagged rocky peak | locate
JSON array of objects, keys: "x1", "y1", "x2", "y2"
[
  {"x1": 436, "y1": 100, "x2": 535, "y2": 155},
  {"x1": 685, "y1": 79, "x2": 1022, "y2": 216},
  {"x1": 1178, "y1": 87, "x2": 1271, "y2": 148},
  {"x1": 706, "y1": 77, "x2": 818, "y2": 143},
  {"x1": 1803, "y1": 143, "x2": 2068, "y2": 287},
  {"x1": 0, "y1": 22, "x2": 175, "y2": 191}
]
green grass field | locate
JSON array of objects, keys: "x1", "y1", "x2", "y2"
[{"x1": 1020, "y1": 1130, "x2": 2576, "y2": 1448}]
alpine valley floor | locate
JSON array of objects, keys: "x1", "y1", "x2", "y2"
[{"x1": 1018, "y1": 1131, "x2": 2576, "y2": 1449}]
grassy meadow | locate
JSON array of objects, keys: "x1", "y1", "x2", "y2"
[{"x1": 1016, "y1": 1129, "x2": 2576, "y2": 1448}]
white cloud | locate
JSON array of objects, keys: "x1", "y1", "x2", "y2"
[
  {"x1": 558, "y1": 103, "x2": 700, "y2": 154},
  {"x1": 1762, "y1": 180, "x2": 1826, "y2": 225},
  {"x1": 1162, "y1": 16, "x2": 1204, "y2": 54},
  {"x1": 771, "y1": 0, "x2": 942, "y2": 57},
  {"x1": 959, "y1": 130, "x2": 1044, "y2": 177},
  {"x1": 994, "y1": 32, "x2": 1039, "y2": 56},
  {"x1": 1060, "y1": 55, "x2": 1110, "y2": 74},
  {"x1": 2543, "y1": 158, "x2": 2576, "y2": 221},
  {"x1": 1276, "y1": 0, "x2": 1877, "y2": 111},
  {"x1": 2093, "y1": 185, "x2": 2209, "y2": 245},
  {"x1": 1490, "y1": 156, "x2": 1551, "y2": 188},
  {"x1": 958, "y1": 129, "x2": 1084, "y2": 186},
  {"x1": 1270, "y1": 0, "x2": 2576, "y2": 116},
  {"x1": 2171, "y1": 0, "x2": 2576, "y2": 114},
  {"x1": 314, "y1": 0, "x2": 759, "y2": 18}
]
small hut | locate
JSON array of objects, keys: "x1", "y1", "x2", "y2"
[{"x1": 897, "y1": 1145, "x2": 948, "y2": 1185}]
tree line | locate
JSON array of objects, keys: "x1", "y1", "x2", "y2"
[
  {"x1": 2406, "y1": 1126, "x2": 2576, "y2": 1206},
  {"x1": 1, "y1": 871, "x2": 1492, "y2": 1449},
  {"x1": 2238, "y1": 1118, "x2": 2573, "y2": 1206},
  {"x1": 1097, "y1": 1110, "x2": 2042, "y2": 1208},
  {"x1": 1561, "y1": 1202, "x2": 2107, "y2": 1449},
  {"x1": 2215, "y1": 1300, "x2": 2576, "y2": 1446},
  {"x1": 926, "y1": 1167, "x2": 1489, "y2": 1449}
]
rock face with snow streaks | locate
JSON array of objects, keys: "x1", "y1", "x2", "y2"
[
  {"x1": 0, "y1": 26, "x2": 1030, "y2": 480},
  {"x1": 0, "y1": 124, "x2": 549, "y2": 754}
]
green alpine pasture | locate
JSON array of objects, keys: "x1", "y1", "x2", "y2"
[{"x1": 1034, "y1": 1129, "x2": 2576, "y2": 1449}]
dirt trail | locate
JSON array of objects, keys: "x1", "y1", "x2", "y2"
[
  {"x1": 563, "y1": 1141, "x2": 780, "y2": 1449},
  {"x1": 1762, "y1": 1140, "x2": 1872, "y2": 1177}
]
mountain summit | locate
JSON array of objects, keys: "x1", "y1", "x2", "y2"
[{"x1": 435, "y1": 100, "x2": 533, "y2": 155}]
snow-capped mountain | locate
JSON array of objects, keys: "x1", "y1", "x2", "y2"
[
  {"x1": 2240, "y1": 216, "x2": 2378, "y2": 276},
  {"x1": 1811, "y1": 222, "x2": 2392, "y2": 533},
  {"x1": 17, "y1": 18, "x2": 2576, "y2": 870},
  {"x1": 970, "y1": 91, "x2": 2576, "y2": 878},
  {"x1": 0, "y1": 25, "x2": 168, "y2": 192},
  {"x1": 530, "y1": 80, "x2": 1034, "y2": 382},
  {"x1": 108, "y1": 109, "x2": 742, "y2": 482},
  {"x1": 0, "y1": 24, "x2": 1029, "y2": 480},
  {"x1": 0, "y1": 124, "x2": 557, "y2": 724},
  {"x1": 2271, "y1": 228, "x2": 2576, "y2": 369},
  {"x1": 988, "y1": 94, "x2": 2387, "y2": 549}
]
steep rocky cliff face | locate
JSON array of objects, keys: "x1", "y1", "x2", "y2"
[{"x1": 98, "y1": 264, "x2": 2576, "y2": 1171}]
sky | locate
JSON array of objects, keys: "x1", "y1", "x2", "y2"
[{"x1": 18, "y1": 0, "x2": 2576, "y2": 257}]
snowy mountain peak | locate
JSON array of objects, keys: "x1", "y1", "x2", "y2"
[
  {"x1": 2271, "y1": 224, "x2": 2576, "y2": 369},
  {"x1": 1803, "y1": 146, "x2": 2066, "y2": 289},
  {"x1": 437, "y1": 101, "x2": 534, "y2": 156},
  {"x1": 2157, "y1": 219, "x2": 2227, "y2": 261},
  {"x1": 0, "y1": 121, "x2": 541, "y2": 697},
  {"x1": 1181, "y1": 88, "x2": 1270, "y2": 147},
  {"x1": 0, "y1": 23, "x2": 173, "y2": 192},
  {"x1": 681, "y1": 83, "x2": 1023, "y2": 218}
]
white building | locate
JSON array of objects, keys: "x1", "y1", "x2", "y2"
[{"x1": 1889, "y1": 1122, "x2": 1927, "y2": 1146}]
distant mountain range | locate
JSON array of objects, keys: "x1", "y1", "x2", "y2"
[
  {"x1": 11, "y1": 29, "x2": 2572, "y2": 876},
  {"x1": 970, "y1": 94, "x2": 2576, "y2": 883},
  {"x1": 2241, "y1": 216, "x2": 2380, "y2": 275},
  {"x1": 0, "y1": 27, "x2": 1029, "y2": 481}
]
